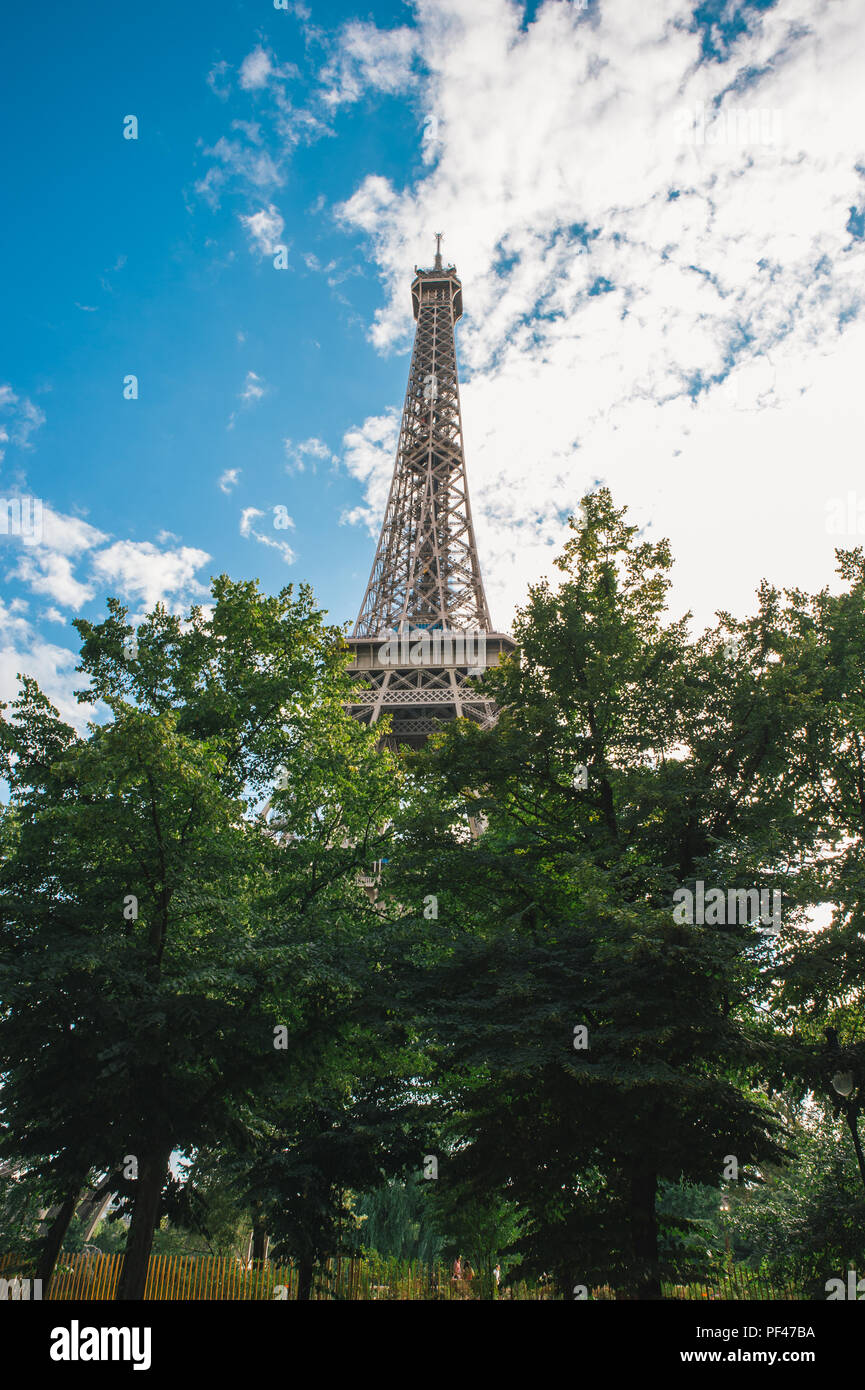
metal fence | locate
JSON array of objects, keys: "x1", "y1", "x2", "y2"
[
  {"x1": 0, "y1": 1251, "x2": 801, "y2": 1300},
  {"x1": 0, "y1": 1251, "x2": 549, "y2": 1300}
]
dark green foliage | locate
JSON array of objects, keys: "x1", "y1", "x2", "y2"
[
  {"x1": 378, "y1": 490, "x2": 795, "y2": 1296},
  {"x1": 0, "y1": 576, "x2": 402, "y2": 1295},
  {"x1": 725, "y1": 1101, "x2": 865, "y2": 1296},
  {"x1": 355, "y1": 1176, "x2": 444, "y2": 1264},
  {"x1": 4, "y1": 505, "x2": 865, "y2": 1298}
]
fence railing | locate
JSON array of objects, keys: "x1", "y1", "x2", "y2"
[
  {"x1": 662, "y1": 1268, "x2": 800, "y2": 1300},
  {"x1": 0, "y1": 1251, "x2": 801, "y2": 1300},
  {"x1": 0, "y1": 1251, "x2": 549, "y2": 1301}
]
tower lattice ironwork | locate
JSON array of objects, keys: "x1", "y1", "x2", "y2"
[{"x1": 346, "y1": 240, "x2": 515, "y2": 748}]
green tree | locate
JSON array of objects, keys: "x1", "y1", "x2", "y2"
[
  {"x1": 0, "y1": 577, "x2": 397, "y2": 1298},
  {"x1": 381, "y1": 489, "x2": 793, "y2": 1298},
  {"x1": 725, "y1": 1098, "x2": 865, "y2": 1296},
  {"x1": 758, "y1": 549, "x2": 865, "y2": 1191},
  {"x1": 354, "y1": 1175, "x2": 444, "y2": 1264}
]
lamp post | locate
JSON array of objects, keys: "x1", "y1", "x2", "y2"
[
  {"x1": 823, "y1": 1030, "x2": 865, "y2": 1194},
  {"x1": 719, "y1": 1195, "x2": 732, "y2": 1266}
]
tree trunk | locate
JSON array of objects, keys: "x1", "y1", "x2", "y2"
[
  {"x1": 844, "y1": 1107, "x2": 865, "y2": 1194},
  {"x1": 36, "y1": 1188, "x2": 80, "y2": 1292},
  {"x1": 296, "y1": 1256, "x2": 315, "y2": 1301},
  {"x1": 76, "y1": 1171, "x2": 119, "y2": 1241},
  {"x1": 629, "y1": 1166, "x2": 662, "y2": 1300},
  {"x1": 115, "y1": 1146, "x2": 171, "y2": 1301},
  {"x1": 252, "y1": 1220, "x2": 268, "y2": 1263}
]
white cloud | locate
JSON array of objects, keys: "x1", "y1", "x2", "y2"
[
  {"x1": 302, "y1": 437, "x2": 330, "y2": 458},
  {"x1": 320, "y1": 21, "x2": 419, "y2": 108},
  {"x1": 339, "y1": 409, "x2": 401, "y2": 531},
  {"x1": 196, "y1": 137, "x2": 283, "y2": 207},
  {"x1": 207, "y1": 60, "x2": 232, "y2": 100},
  {"x1": 6, "y1": 502, "x2": 212, "y2": 630},
  {"x1": 90, "y1": 541, "x2": 211, "y2": 611},
  {"x1": 239, "y1": 47, "x2": 275, "y2": 90},
  {"x1": 198, "y1": 21, "x2": 421, "y2": 214},
  {"x1": 0, "y1": 596, "x2": 32, "y2": 644},
  {"x1": 219, "y1": 468, "x2": 241, "y2": 493},
  {"x1": 284, "y1": 436, "x2": 333, "y2": 473},
  {"x1": 240, "y1": 506, "x2": 264, "y2": 537},
  {"x1": 239, "y1": 371, "x2": 266, "y2": 404},
  {"x1": 26, "y1": 506, "x2": 107, "y2": 557},
  {"x1": 2, "y1": 521, "x2": 211, "y2": 727},
  {"x1": 229, "y1": 372, "x2": 268, "y2": 427},
  {"x1": 238, "y1": 205, "x2": 286, "y2": 257},
  {"x1": 0, "y1": 384, "x2": 46, "y2": 459},
  {"x1": 0, "y1": 599, "x2": 93, "y2": 732},
  {"x1": 335, "y1": 0, "x2": 865, "y2": 633},
  {"x1": 10, "y1": 505, "x2": 108, "y2": 609},
  {"x1": 240, "y1": 506, "x2": 295, "y2": 565},
  {"x1": 14, "y1": 551, "x2": 96, "y2": 609}
]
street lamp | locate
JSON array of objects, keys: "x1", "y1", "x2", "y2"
[
  {"x1": 822, "y1": 1030, "x2": 865, "y2": 1193},
  {"x1": 831, "y1": 1071, "x2": 855, "y2": 1098},
  {"x1": 719, "y1": 1196, "x2": 732, "y2": 1264}
]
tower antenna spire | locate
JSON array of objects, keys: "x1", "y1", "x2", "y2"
[{"x1": 434, "y1": 231, "x2": 444, "y2": 270}]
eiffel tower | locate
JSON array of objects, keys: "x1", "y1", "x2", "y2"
[{"x1": 346, "y1": 237, "x2": 515, "y2": 749}]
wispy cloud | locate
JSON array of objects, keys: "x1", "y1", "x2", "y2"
[
  {"x1": 319, "y1": 21, "x2": 419, "y2": 109},
  {"x1": 240, "y1": 505, "x2": 295, "y2": 564},
  {"x1": 206, "y1": 59, "x2": 232, "y2": 101},
  {"x1": 228, "y1": 371, "x2": 268, "y2": 430},
  {"x1": 239, "y1": 46, "x2": 276, "y2": 91},
  {"x1": 0, "y1": 383, "x2": 47, "y2": 460},
  {"x1": 284, "y1": 436, "x2": 333, "y2": 473},
  {"x1": 239, "y1": 506, "x2": 263, "y2": 537},
  {"x1": 197, "y1": 137, "x2": 283, "y2": 208},
  {"x1": 239, "y1": 371, "x2": 266, "y2": 405},
  {"x1": 238, "y1": 205, "x2": 286, "y2": 257},
  {"x1": 198, "y1": 25, "x2": 391, "y2": 232}
]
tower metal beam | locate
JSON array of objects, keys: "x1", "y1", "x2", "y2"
[{"x1": 346, "y1": 243, "x2": 515, "y2": 748}]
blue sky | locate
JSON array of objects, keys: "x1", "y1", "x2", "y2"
[
  {"x1": 1, "y1": 1, "x2": 417, "y2": 649},
  {"x1": 2, "y1": 0, "x2": 864, "y2": 729}
]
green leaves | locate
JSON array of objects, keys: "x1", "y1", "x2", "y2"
[
  {"x1": 5, "y1": 499, "x2": 865, "y2": 1294},
  {"x1": 0, "y1": 573, "x2": 403, "y2": 1280},
  {"x1": 378, "y1": 489, "x2": 797, "y2": 1293}
]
